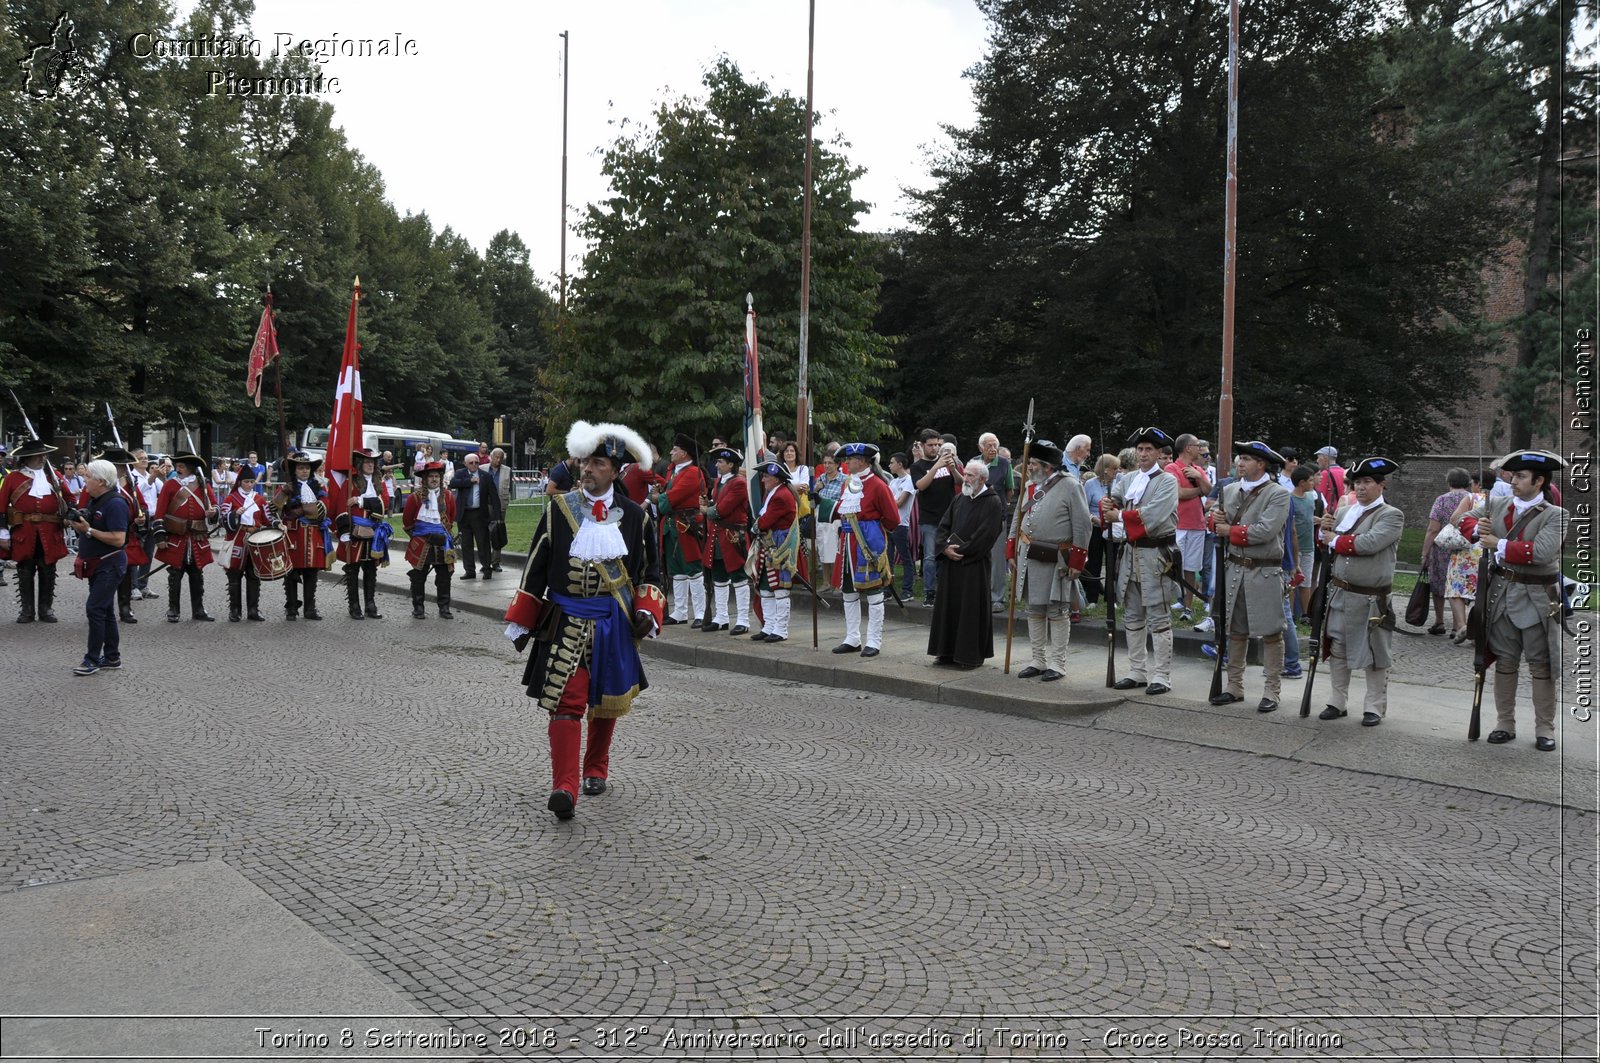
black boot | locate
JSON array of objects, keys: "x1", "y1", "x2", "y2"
[
  {"x1": 345, "y1": 565, "x2": 363, "y2": 619},
  {"x1": 167, "y1": 569, "x2": 183, "y2": 621},
  {"x1": 436, "y1": 567, "x2": 453, "y2": 619},
  {"x1": 285, "y1": 569, "x2": 301, "y2": 620},
  {"x1": 302, "y1": 569, "x2": 322, "y2": 620},
  {"x1": 118, "y1": 572, "x2": 138, "y2": 623},
  {"x1": 246, "y1": 574, "x2": 264, "y2": 621},
  {"x1": 227, "y1": 572, "x2": 243, "y2": 622},
  {"x1": 37, "y1": 563, "x2": 57, "y2": 623},
  {"x1": 362, "y1": 563, "x2": 382, "y2": 618},
  {"x1": 410, "y1": 570, "x2": 427, "y2": 618},
  {"x1": 15, "y1": 560, "x2": 36, "y2": 623},
  {"x1": 189, "y1": 569, "x2": 214, "y2": 621}
]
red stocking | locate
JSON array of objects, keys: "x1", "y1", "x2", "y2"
[{"x1": 584, "y1": 717, "x2": 618, "y2": 782}]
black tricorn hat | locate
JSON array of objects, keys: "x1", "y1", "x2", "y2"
[
  {"x1": 94, "y1": 446, "x2": 137, "y2": 465},
  {"x1": 1127, "y1": 426, "x2": 1173, "y2": 450},
  {"x1": 673, "y1": 434, "x2": 699, "y2": 460},
  {"x1": 282, "y1": 451, "x2": 321, "y2": 473},
  {"x1": 708, "y1": 446, "x2": 741, "y2": 466},
  {"x1": 1233, "y1": 439, "x2": 1284, "y2": 465},
  {"x1": 1031, "y1": 439, "x2": 1063, "y2": 467},
  {"x1": 172, "y1": 452, "x2": 208, "y2": 470},
  {"x1": 233, "y1": 462, "x2": 259, "y2": 480},
  {"x1": 1499, "y1": 449, "x2": 1565, "y2": 476},
  {"x1": 758, "y1": 460, "x2": 790, "y2": 483},
  {"x1": 12, "y1": 438, "x2": 57, "y2": 459},
  {"x1": 1349, "y1": 456, "x2": 1400, "y2": 480}
]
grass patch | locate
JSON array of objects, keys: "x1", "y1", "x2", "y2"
[{"x1": 386, "y1": 495, "x2": 548, "y2": 550}]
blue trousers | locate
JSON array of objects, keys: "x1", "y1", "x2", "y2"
[
  {"x1": 888, "y1": 526, "x2": 913, "y2": 598},
  {"x1": 86, "y1": 553, "x2": 127, "y2": 663},
  {"x1": 1280, "y1": 586, "x2": 1300, "y2": 671}
]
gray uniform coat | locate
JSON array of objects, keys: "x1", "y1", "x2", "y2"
[
  {"x1": 1114, "y1": 466, "x2": 1179, "y2": 612},
  {"x1": 1466, "y1": 496, "x2": 1568, "y2": 661},
  {"x1": 1017, "y1": 471, "x2": 1092, "y2": 608},
  {"x1": 1219, "y1": 479, "x2": 1291, "y2": 638},
  {"x1": 1324, "y1": 500, "x2": 1404, "y2": 671}
]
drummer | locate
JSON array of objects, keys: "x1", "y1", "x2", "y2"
[
  {"x1": 273, "y1": 452, "x2": 330, "y2": 621},
  {"x1": 333, "y1": 447, "x2": 392, "y2": 620},
  {"x1": 220, "y1": 464, "x2": 275, "y2": 622}
]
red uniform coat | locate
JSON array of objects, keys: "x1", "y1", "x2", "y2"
[
  {"x1": 618, "y1": 463, "x2": 659, "y2": 506},
  {"x1": 1, "y1": 468, "x2": 69, "y2": 564},
  {"x1": 273, "y1": 478, "x2": 328, "y2": 570},
  {"x1": 402, "y1": 487, "x2": 456, "y2": 569},
  {"x1": 658, "y1": 462, "x2": 707, "y2": 565},
  {"x1": 220, "y1": 486, "x2": 273, "y2": 572},
  {"x1": 121, "y1": 482, "x2": 150, "y2": 567},
  {"x1": 154, "y1": 476, "x2": 216, "y2": 569},
  {"x1": 332, "y1": 474, "x2": 392, "y2": 565},
  {"x1": 708, "y1": 473, "x2": 751, "y2": 569},
  {"x1": 831, "y1": 473, "x2": 900, "y2": 590}
]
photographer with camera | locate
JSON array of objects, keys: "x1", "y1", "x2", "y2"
[{"x1": 68, "y1": 460, "x2": 130, "y2": 675}]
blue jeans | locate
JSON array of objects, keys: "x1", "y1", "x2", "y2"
[
  {"x1": 86, "y1": 552, "x2": 127, "y2": 663},
  {"x1": 1280, "y1": 588, "x2": 1300, "y2": 671},
  {"x1": 888, "y1": 526, "x2": 913, "y2": 598},
  {"x1": 919, "y1": 523, "x2": 939, "y2": 597}
]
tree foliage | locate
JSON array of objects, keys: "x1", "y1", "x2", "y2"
[
  {"x1": 881, "y1": 0, "x2": 1520, "y2": 455},
  {"x1": 0, "y1": 0, "x2": 553, "y2": 456},
  {"x1": 544, "y1": 58, "x2": 894, "y2": 456}
]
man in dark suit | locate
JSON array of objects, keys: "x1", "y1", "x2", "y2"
[{"x1": 450, "y1": 453, "x2": 502, "y2": 579}]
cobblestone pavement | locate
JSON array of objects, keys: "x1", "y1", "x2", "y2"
[{"x1": 2, "y1": 575, "x2": 1597, "y2": 1060}]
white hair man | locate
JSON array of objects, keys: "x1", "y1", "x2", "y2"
[{"x1": 67, "y1": 459, "x2": 131, "y2": 675}]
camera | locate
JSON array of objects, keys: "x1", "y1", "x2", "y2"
[{"x1": 65, "y1": 507, "x2": 86, "y2": 526}]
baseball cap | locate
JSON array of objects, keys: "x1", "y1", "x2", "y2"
[{"x1": 1315, "y1": 445, "x2": 1338, "y2": 458}]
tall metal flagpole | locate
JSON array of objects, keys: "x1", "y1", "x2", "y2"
[
  {"x1": 1217, "y1": 0, "x2": 1239, "y2": 462},
  {"x1": 559, "y1": 30, "x2": 570, "y2": 316},
  {"x1": 795, "y1": 0, "x2": 816, "y2": 462}
]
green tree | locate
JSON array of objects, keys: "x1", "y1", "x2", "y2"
[
  {"x1": 884, "y1": 0, "x2": 1514, "y2": 456},
  {"x1": 545, "y1": 58, "x2": 893, "y2": 455}
]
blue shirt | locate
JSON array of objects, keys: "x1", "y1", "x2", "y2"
[{"x1": 80, "y1": 492, "x2": 130, "y2": 560}]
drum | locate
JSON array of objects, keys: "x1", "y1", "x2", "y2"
[{"x1": 246, "y1": 528, "x2": 292, "y2": 581}]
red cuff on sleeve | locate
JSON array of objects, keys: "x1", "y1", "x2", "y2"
[
  {"x1": 1333, "y1": 534, "x2": 1358, "y2": 556},
  {"x1": 1504, "y1": 540, "x2": 1534, "y2": 565},
  {"x1": 1123, "y1": 508, "x2": 1146, "y2": 541},
  {"x1": 1229, "y1": 524, "x2": 1250, "y2": 547},
  {"x1": 1460, "y1": 516, "x2": 1478, "y2": 540},
  {"x1": 1005, "y1": 537, "x2": 1016, "y2": 562},
  {"x1": 504, "y1": 588, "x2": 545, "y2": 629},
  {"x1": 634, "y1": 584, "x2": 666, "y2": 630},
  {"x1": 1067, "y1": 546, "x2": 1088, "y2": 571}
]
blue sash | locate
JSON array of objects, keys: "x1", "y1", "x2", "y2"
[
  {"x1": 840, "y1": 515, "x2": 889, "y2": 590},
  {"x1": 550, "y1": 590, "x2": 643, "y2": 708},
  {"x1": 412, "y1": 519, "x2": 453, "y2": 550},
  {"x1": 352, "y1": 513, "x2": 392, "y2": 559}
]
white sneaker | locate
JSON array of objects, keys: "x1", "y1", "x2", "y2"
[{"x1": 1193, "y1": 617, "x2": 1215, "y2": 634}]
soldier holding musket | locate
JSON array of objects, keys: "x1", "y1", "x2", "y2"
[
  {"x1": 1103, "y1": 427, "x2": 1180, "y2": 696},
  {"x1": 154, "y1": 452, "x2": 217, "y2": 622},
  {"x1": 1208, "y1": 440, "x2": 1293, "y2": 712},
  {"x1": 654, "y1": 434, "x2": 707, "y2": 626},
  {"x1": 1313, "y1": 457, "x2": 1405, "y2": 726},
  {"x1": 1463, "y1": 450, "x2": 1569, "y2": 751},
  {"x1": 1009, "y1": 439, "x2": 1091, "y2": 682},
  {"x1": 700, "y1": 446, "x2": 752, "y2": 635},
  {"x1": 2, "y1": 439, "x2": 69, "y2": 624}
]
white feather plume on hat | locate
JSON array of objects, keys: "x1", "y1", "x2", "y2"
[{"x1": 566, "y1": 420, "x2": 654, "y2": 466}]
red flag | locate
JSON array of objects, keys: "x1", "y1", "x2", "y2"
[
  {"x1": 244, "y1": 291, "x2": 279, "y2": 408},
  {"x1": 324, "y1": 278, "x2": 363, "y2": 486}
]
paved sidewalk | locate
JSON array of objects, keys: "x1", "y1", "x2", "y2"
[{"x1": 370, "y1": 563, "x2": 1599, "y2": 811}]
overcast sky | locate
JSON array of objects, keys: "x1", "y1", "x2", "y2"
[{"x1": 228, "y1": 0, "x2": 989, "y2": 291}]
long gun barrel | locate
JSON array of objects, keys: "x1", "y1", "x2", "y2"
[{"x1": 1299, "y1": 551, "x2": 1336, "y2": 716}]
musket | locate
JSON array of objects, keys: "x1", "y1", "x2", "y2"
[
  {"x1": 177, "y1": 410, "x2": 201, "y2": 461},
  {"x1": 1104, "y1": 538, "x2": 1120, "y2": 688},
  {"x1": 6, "y1": 388, "x2": 69, "y2": 514},
  {"x1": 756, "y1": 526, "x2": 831, "y2": 608},
  {"x1": 105, "y1": 402, "x2": 125, "y2": 450},
  {"x1": 1298, "y1": 550, "x2": 1336, "y2": 717},
  {"x1": 1468, "y1": 548, "x2": 1496, "y2": 741},
  {"x1": 1207, "y1": 513, "x2": 1229, "y2": 701},
  {"x1": 1003, "y1": 398, "x2": 1036, "y2": 674}
]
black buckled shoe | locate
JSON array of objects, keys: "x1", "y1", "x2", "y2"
[
  {"x1": 1535, "y1": 736, "x2": 1556, "y2": 752},
  {"x1": 860, "y1": 647, "x2": 880, "y2": 659},
  {"x1": 729, "y1": 625, "x2": 749, "y2": 636},
  {"x1": 1318, "y1": 706, "x2": 1348, "y2": 721},
  {"x1": 831, "y1": 643, "x2": 860, "y2": 655},
  {"x1": 1017, "y1": 665, "x2": 1044, "y2": 679},
  {"x1": 547, "y1": 790, "x2": 575, "y2": 821},
  {"x1": 1361, "y1": 712, "x2": 1382, "y2": 727},
  {"x1": 702, "y1": 622, "x2": 726, "y2": 632},
  {"x1": 664, "y1": 616, "x2": 682, "y2": 625},
  {"x1": 763, "y1": 634, "x2": 787, "y2": 643},
  {"x1": 581, "y1": 777, "x2": 607, "y2": 796},
  {"x1": 1486, "y1": 730, "x2": 1515, "y2": 744},
  {"x1": 1039, "y1": 669, "x2": 1063, "y2": 682},
  {"x1": 1209, "y1": 692, "x2": 1243, "y2": 706},
  {"x1": 1112, "y1": 677, "x2": 1141, "y2": 690},
  {"x1": 1145, "y1": 682, "x2": 1170, "y2": 696},
  {"x1": 690, "y1": 618, "x2": 703, "y2": 629},
  {"x1": 1257, "y1": 698, "x2": 1279, "y2": 714}
]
